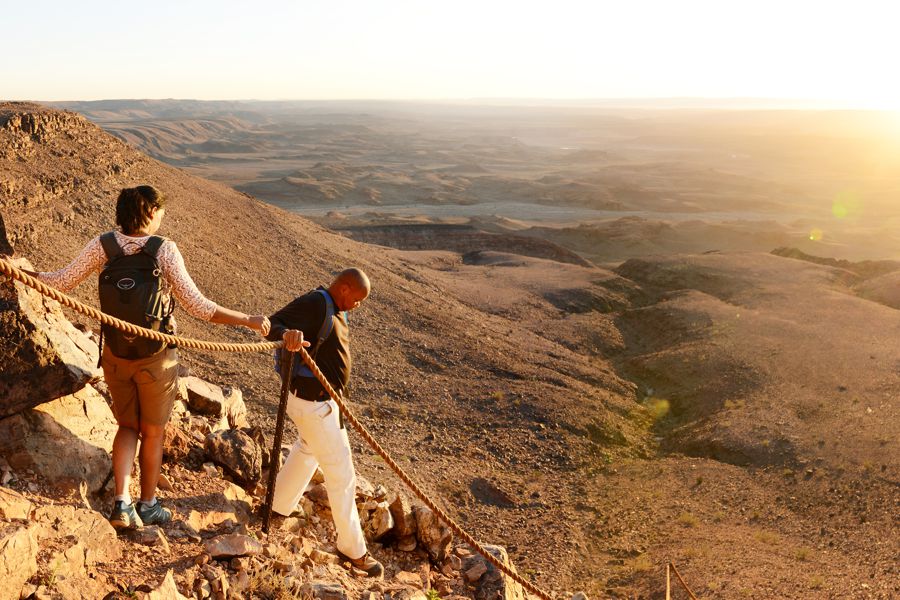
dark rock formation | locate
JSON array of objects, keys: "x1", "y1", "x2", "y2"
[
  {"x1": 0, "y1": 252, "x2": 99, "y2": 419},
  {"x1": 462, "y1": 544, "x2": 525, "y2": 600},
  {"x1": 0, "y1": 212, "x2": 12, "y2": 256},
  {"x1": 413, "y1": 505, "x2": 452, "y2": 562},
  {"x1": 204, "y1": 429, "x2": 262, "y2": 487}
]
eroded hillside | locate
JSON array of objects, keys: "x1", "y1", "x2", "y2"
[
  {"x1": 2, "y1": 102, "x2": 897, "y2": 599},
  {"x1": 0, "y1": 102, "x2": 649, "y2": 596}
]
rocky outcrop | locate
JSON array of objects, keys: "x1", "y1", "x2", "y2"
[
  {"x1": 0, "y1": 255, "x2": 100, "y2": 419},
  {"x1": 33, "y1": 504, "x2": 122, "y2": 564},
  {"x1": 0, "y1": 522, "x2": 38, "y2": 600},
  {"x1": 0, "y1": 107, "x2": 88, "y2": 142},
  {"x1": 461, "y1": 544, "x2": 526, "y2": 600},
  {"x1": 0, "y1": 487, "x2": 32, "y2": 519},
  {"x1": 0, "y1": 384, "x2": 116, "y2": 491}
]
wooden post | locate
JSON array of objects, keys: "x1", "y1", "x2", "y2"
[
  {"x1": 262, "y1": 350, "x2": 296, "y2": 534},
  {"x1": 666, "y1": 562, "x2": 671, "y2": 600}
]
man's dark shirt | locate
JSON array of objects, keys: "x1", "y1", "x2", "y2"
[{"x1": 266, "y1": 287, "x2": 351, "y2": 399}]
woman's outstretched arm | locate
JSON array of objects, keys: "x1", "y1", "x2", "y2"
[
  {"x1": 208, "y1": 307, "x2": 270, "y2": 335},
  {"x1": 160, "y1": 241, "x2": 269, "y2": 334}
]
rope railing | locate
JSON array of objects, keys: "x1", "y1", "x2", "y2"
[
  {"x1": 0, "y1": 258, "x2": 280, "y2": 353},
  {"x1": 1, "y1": 257, "x2": 558, "y2": 599}
]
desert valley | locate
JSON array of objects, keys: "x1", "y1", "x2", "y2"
[{"x1": 1, "y1": 99, "x2": 898, "y2": 599}]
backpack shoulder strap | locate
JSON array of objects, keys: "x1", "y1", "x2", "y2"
[
  {"x1": 99, "y1": 232, "x2": 122, "y2": 260},
  {"x1": 143, "y1": 235, "x2": 166, "y2": 258},
  {"x1": 273, "y1": 288, "x2": 338, "y2": 375},
  {"x1": 312, "y1": 289, "x2": 337, "y2": 353}
]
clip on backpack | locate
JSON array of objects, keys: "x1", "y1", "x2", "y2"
[
  {"x1": 273, "y1": 289, "x2": 340, "y2": 380},
  {"x1": 97, "y1": 232, "x2": 174, "y2": 361}
]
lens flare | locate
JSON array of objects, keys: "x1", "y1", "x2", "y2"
[
  {"x1": 832, "y1": 191, "x2": 861, "y2": 220},
  {"x1": 809, "y1": 228, "x2": 824, "y2": 241},
  {"x1": 645, "y1": 397, "x2": 670, "y2": 420}
]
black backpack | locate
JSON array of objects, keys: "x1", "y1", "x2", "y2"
[{"x1": 98, "y1": 232, "x2": 174, "y2": 359}]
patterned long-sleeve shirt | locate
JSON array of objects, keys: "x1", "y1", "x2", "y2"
[{"x1": 37, "y1": 231, "x2": 218, "y2": 321}]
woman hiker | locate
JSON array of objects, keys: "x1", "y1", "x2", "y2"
[{"x1": 26, "y1": 185, "x2": 270, "y2": 529}]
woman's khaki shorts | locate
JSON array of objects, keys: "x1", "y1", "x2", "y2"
[{"x1": 101, "y1": 346, "x2": 179, "y2": 428}]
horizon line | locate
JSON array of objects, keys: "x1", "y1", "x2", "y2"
[{"x1": 21, "y1": 96, "x2": 898, "y2": 112}]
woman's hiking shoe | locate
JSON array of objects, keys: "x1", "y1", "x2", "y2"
[
  {"x1": 137, "y1": 499, "x2": 172, "y2": 525},
  {"x1": 108, "y1": 501, "x2": 143, "y2": 531},
  {"x1": 336, "y1": 551, "x2": 384, "y2": 578}
]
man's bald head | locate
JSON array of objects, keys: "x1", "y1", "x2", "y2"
[{"x1": 329, "y1": 268, "x2": 371, "y2": 312}]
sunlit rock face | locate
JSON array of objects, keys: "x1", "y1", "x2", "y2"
[{"x1": 0, "y1": 218, "x2": 99, "y2": 418}]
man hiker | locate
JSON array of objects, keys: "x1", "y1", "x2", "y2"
[{"x1": 266, "y1": 267, "x2": 383, "y2": 578}]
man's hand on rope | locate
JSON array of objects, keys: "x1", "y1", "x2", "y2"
[{"x1": 282, "y1": 329, "x2": 311, "y2": 352}]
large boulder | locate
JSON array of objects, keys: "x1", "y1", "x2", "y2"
[
  {"x1": 389, "y1": 492, "x2": 417, "y2": 538},
  {"x1": 204, "y1": 428, "x2": 262, "y2": 487},
  {"x1": 0, "y1": 384, "x2": 117, "y2": 491},
  {"x1": 0, "y1": 254, "x2": 100, "y2": 418},
  {"x1": 180, "y1": 376, "x2": 248, "y2": 431},
  {"x1": 414, "y1": 505, "x2": 453, "y2": 562}
]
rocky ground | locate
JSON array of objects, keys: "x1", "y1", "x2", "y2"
[
  {"x1": 1, "y1": 102, "x2": 899, "y2": 599},
  {"x1": 0, "y1": 373, "x2": 525, "y2": 600}
]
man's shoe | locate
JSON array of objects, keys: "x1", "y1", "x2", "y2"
[
  {"x1": 109, "y1": 501, "x2": 143, "y2": 531},
  {"x1": 136, "y1": 499, "x2": 172, "y2": 525},
  {"x1": 337, "y1": 550, "x2": 384, "y2": 578}
]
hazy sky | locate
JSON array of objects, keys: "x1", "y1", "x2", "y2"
[{"x1": 4, "y1": 0, "x2": 898, "y2": 107}]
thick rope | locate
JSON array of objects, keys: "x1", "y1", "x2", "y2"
[
  {"x1": 1, "y1": 257, "x2": 557, "y2": 599},
  {"x1": 669, "y1": 562, "x2": 698, "y2": 600},
  {"x1": 0, "y1": 258, "x2": 280, "y2": 353}
]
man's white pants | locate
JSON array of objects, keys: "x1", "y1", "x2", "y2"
[{"x1": 272, "y1": 394, "x2": 367, "y2": 560}]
